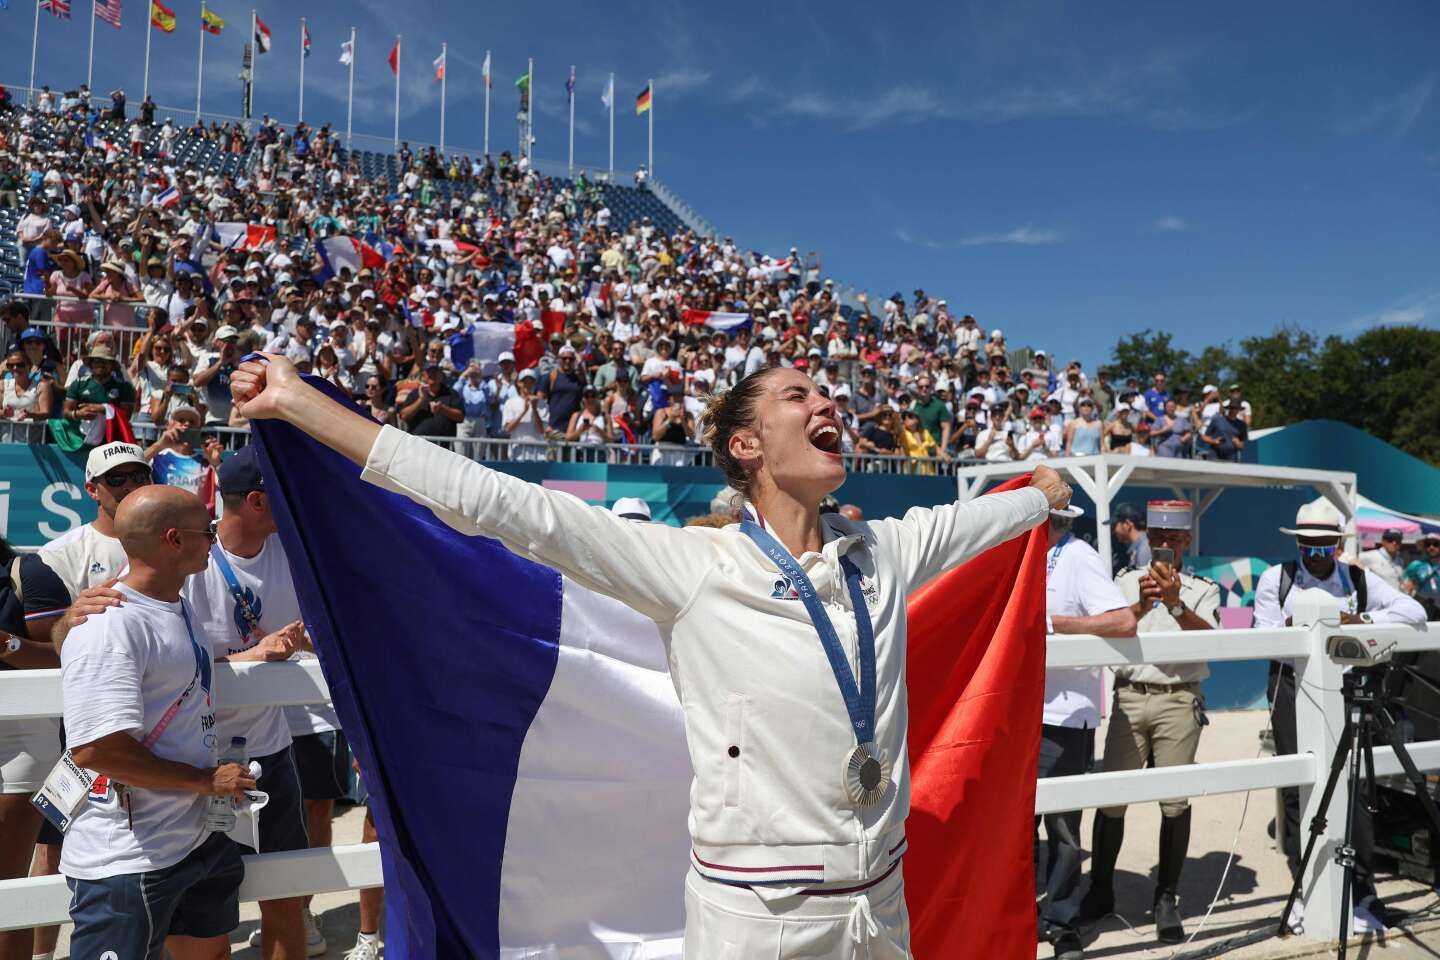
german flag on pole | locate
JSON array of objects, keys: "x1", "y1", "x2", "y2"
[
  {"x1": 635, "y1": 84, "x2": 652, "y2": 115},
  {"x1": 150, "y1": 0, "x2": 175, "y2": 32}
]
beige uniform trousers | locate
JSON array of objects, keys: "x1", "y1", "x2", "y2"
[
  {"x1": 1100, "y1": 682, "x2": 1204, "y2": 818},
  {"x1": 682, "y1": 864, "x2": 912, "y2": 959}
]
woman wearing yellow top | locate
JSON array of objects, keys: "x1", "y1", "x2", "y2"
[{"x1": 899, "y1": 409, "x2": 939, "y2": 475}]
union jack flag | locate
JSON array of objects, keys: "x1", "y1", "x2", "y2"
[
  {"x1": 40, "y1": 0, "x2": 72, "y2": 18},
  {"x1": 95, "y1": 0, "x2": 122, "y2": 28}
]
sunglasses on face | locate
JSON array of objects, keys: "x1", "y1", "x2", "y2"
[
  {"x1": 100, "y1": 468, "x2": 152, "y2": 488},
  {"x1": 1299, "y1": 544, "x2": 1338, "y2": 559},
  {"x1": 173, "y1": 521, "x2": 218, "y2": 544}
]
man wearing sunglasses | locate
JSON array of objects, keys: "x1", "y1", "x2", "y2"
[{"x1": 1254, "y1": 499, "x2": 1426, "y2": 934}]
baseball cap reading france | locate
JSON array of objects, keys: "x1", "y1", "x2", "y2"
[
  {"x1": 218, "y1": 444, "x2": 265, "y2": 495},
  {"x1": 85, "y1": 442, "x2": 148, "y2": 482}
]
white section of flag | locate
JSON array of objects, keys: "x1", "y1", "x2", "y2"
[
  {"x1": 601, "y1": 75, "x2": 614, "y2": 112},
  {"x1": 433, "y1": 50, "x2": 445, "y2": 81},
  {"x1": 339, "y1": 39, "x2": 354, "y2": 65},
  {"x1": 467, "y1": 321, "x2": 515, "y2": 374},
  {"x1": 498, "y1": 580, "x2": 689, "y2": 956},
  {"x1": 481, "y1": 51, "x2": 491, "y2": 87}
]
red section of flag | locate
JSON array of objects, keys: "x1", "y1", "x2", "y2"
[
  {"x1": 104, "y1": 405, "x2": 137, "y2": 445},
  {"x1": 388, "y1": 39, "x2": 400, "y2": 75},
  {"x1": 540, "y1": 311, "x2": 567, "y2": 342},
  {"x1": 512, "y1": 323, "x2": 544, "y2": 371},
  {"x1": 904, "y1": 474, "x2": 1047, "y2": 959}
]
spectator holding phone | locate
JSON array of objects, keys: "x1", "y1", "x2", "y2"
[
  {"x1": 192, "y1": 325, "x2": 241, "y2": 426},
  {"x1": 144, "y1": 404, "x2": 223, "y2": 514}
]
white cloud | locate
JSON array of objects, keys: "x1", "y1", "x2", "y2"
[
  {"x1": 958, "y1": 224, "x2": 1063, "y2": 247},
  {"x1": 1349, "y1": 291, "x2": 1440, "y2": 330},
  {"x1": 654, "y1": 68, "x2": 711, "y2": 94},
  {"x1": 1154, "y1": 215, "x2": 1188, "y2": 232},
  {"x1": 771, "y1": 85, "x2": 952, "y2": 130},
  {"x1": 1334, "y1": 73, "x2": 1437, "y2": 138}
]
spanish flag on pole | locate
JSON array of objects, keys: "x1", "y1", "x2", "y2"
[
  {"x1": 634, "y1": 84, "x2": 652, "y2": 115},
  {"x1": 150, "y1": 0, "x2": 175, "y2": 32}
]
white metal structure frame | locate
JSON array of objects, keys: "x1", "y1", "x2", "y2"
[
  {"x1": 955, "y1": 454, "x2": 1359, "y2": 572},
  {"x1": 0, "y1": 592, "x2": 1430, "y2": 947}
]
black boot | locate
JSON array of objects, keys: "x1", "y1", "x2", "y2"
[
  {"x1": 1154, "y1": 809, "x2": 1192, "y2": 944},
  {"x1": 1078, "y1": 813, "x2": 1125, "y2": 922}
]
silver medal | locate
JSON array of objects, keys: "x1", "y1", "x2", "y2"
[{"x1": 842, "y1": 742, "x2": 891, "y2": 807}]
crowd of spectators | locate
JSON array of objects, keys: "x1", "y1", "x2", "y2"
[{"x1": 1, "y1": 86, "x2": 1257, "y2": 474}]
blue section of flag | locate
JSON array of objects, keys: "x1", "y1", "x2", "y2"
[{"x1": 251, "y1": 380, "x2": 564, "y2": 958}]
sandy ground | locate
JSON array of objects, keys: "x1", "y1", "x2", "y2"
[{"x1": 38, "y1": 709, "x2": 1440, "y2": 958}]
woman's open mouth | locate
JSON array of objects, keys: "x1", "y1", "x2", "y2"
[{"x1": 808, "y1": 422, "x2": 842, "y2": 456}]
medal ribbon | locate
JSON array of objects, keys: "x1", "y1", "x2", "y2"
[
  {"x1": 740, "y1": 519, "x2": 877, "y2": 748},
  {"x1": 211, "y1": 544, "x2": 263, "y2": 644}
]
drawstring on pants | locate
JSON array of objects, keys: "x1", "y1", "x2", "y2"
[{"x1": 849, "y1": 892, "x2": 880, "y2": 947}]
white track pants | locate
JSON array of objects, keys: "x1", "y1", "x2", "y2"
[{"x1": 682, "y1": 865, "x2": 912, "y2": 959}]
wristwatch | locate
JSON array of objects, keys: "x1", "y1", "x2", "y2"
[
  {"x1": 1168, "y1": 602, "x2": 1186, "y2": 619},
  {"x1": 1, "y1": 633, "x2": 20, "y2": 657}
]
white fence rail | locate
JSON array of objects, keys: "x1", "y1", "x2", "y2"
[{"x1": 0, "y1": 591, "x2": 1433, "y2": 942}]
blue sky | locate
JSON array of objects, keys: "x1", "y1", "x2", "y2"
[{"x1": 15, "y1": 0, "x2": 1440, "y2": 368}]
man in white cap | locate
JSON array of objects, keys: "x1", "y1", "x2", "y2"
[
  {"x1": 1081, "y1": 501, "x2": 1220, "y2": 943},
  {"x1": 1255, "y1": 498, "x2": 1425, "y2": 933},
  {"x1": 1040, "y1": 506, "x2": 1136, "y2": 960}
]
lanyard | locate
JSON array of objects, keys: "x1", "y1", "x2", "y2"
[
  {"x1": 210, "y1": 544, "x2": 262, "y2": 643},
  {"x1": 142, "y1": 601, "x2": 210, "y2": 749},
  {"x1": 739, "y1": 519, "x2": 877, "y2": 747},
  {"x1": 1047, "y1": 533, "x2": 1071, "y2": 578}
]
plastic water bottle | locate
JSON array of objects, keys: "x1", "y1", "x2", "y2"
[{"x1": 204, "y1": 736, "x2": 247, "y2": 833}]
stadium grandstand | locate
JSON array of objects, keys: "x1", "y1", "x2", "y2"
[{"x1": 0, "y1": 78, "x2": 1200, "y2": 477}]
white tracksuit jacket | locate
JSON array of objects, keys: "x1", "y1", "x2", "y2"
[{"x1": 362, "y1": 425, "x2": 1049, "y2": 888}]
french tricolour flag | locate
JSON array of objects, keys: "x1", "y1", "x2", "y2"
[
  {"x1": 682, "y1": 308, "x2": 750, "y2": 333},
  {"x1": 315, "y1": 236, "x2": 387, "y2": 282},
  {"x1": 252, "y1": 380, "x2": 1049, "y2": 959},
  {"x1": 212, "y1": 223, "x2": 278, "y2": 251}
]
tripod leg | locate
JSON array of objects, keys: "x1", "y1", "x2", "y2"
[
  {"x1": 1278, "y1": 717, "x2": 1353, "y2": 937},
  {"x1": 1337, "y1": 705, "x2": 1369, "y2": 960}
]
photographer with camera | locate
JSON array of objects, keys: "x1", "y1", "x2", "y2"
[
  {"x1": 1255, "y1": 499, "x2": 1426, "y2": 933},
  {"x1": 1081, "y1": 501, "x2": 1220, "y2": 944}
]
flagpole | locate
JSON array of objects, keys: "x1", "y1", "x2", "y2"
[
  {"x1": 298, "y1": 17, "x2": 306, "y2": 123},
  {"x1": 249, "y1": 10, "x2": 258, "y2": 121},
  {"x1": 195, "y1": 7, "x2": 206, "y2": 123},
  {"x1": 608, "y1": 72, "x2": 614, "y2": 177},
  {"x1": 482, "y1": 49, "x2": 490, "y2": 158},
  {"x1": 87, "y1": 0, "x2": 98, "y2": 92},
  {"x1": 567, "y1": 65, "x2": 574, "y2": 174},
  {"x1": 647, "y1": 76, "x2": 654, "y2": 176},
  {"x1": 143, "y1": 6, "x2": 155, "y2": 104},
  {"x1": 392, "y1": 35, "x2": 401, "y2": 152},
  {"x1": 345, "y1": 26, "x2": 355, "y2": 149},
  {"x1": 28, "y1": 0, "x2": 41, "y2": 109},
  {"x1": 438, "y1": 42, "x2": 446, "y2": 154},
  {"x1": 526, "y1": 57, "x2": 533, "y2": 166}
]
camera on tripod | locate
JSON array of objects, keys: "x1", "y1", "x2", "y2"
[{"x1": 1327, "y1": 633, "x2": 1397, "y2": 668}]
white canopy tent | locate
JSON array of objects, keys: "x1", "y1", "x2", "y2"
[{"x1": 954, "y1": 454, "x2": 1359, "y2": 571}]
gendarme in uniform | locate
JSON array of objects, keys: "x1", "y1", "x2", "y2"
[{"x1": 1082, "y1": 499, "x2": 1220, "y2": 945}]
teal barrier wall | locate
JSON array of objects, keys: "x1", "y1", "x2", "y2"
[{"x1": 0, "y1": 443, "x2": 93, "y2": 548}]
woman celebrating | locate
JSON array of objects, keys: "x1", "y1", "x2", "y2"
[{"x1": 231, "y1": 356, "x2": 1069, "y2": 959}]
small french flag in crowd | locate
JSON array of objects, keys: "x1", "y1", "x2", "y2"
[{"x1": 682, "y1": 308, "x2": 751, "y2": 333}]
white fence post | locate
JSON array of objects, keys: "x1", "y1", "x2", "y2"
[{"x1": 1292, "y1": 588, "x2": 1347, "y2": 940}]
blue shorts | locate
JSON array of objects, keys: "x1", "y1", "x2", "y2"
[
  {"x1": 67, "y1": 832, "x2": 243, "y2": 959},
  {"x1": 234, "y1": 745, "x2": 310, "y2": 855}
]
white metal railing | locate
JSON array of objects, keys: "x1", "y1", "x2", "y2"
[{"x1": 0, "y1": 588, "x2": 1432, "y2": 941}]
